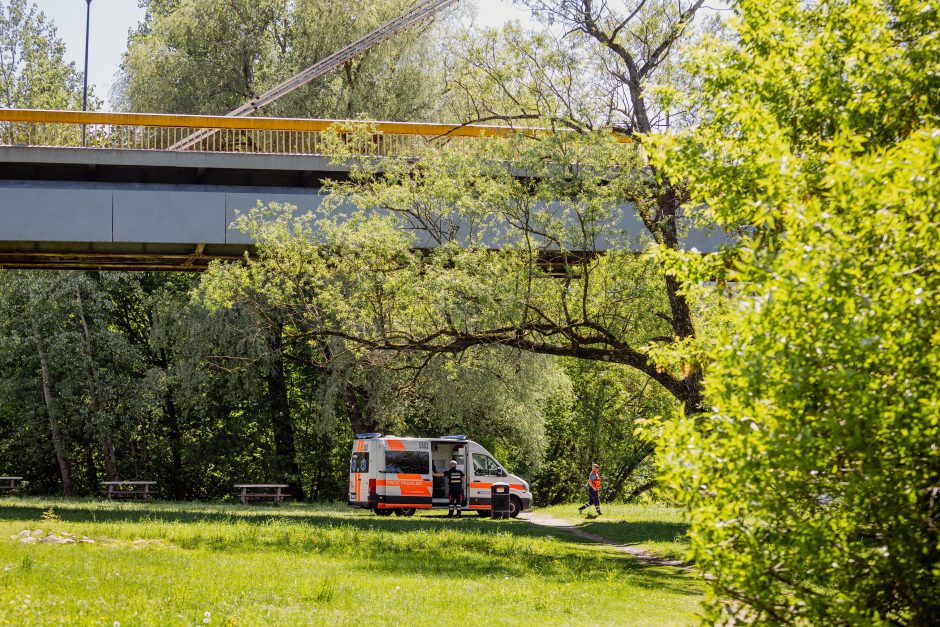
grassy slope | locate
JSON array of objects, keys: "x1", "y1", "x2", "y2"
[
  {"x1": 0, "y1": 499, "x2": 700, "y2": 626},
  {"x1": 536, "y1": 504, "x2": 692, "y2": 563}
]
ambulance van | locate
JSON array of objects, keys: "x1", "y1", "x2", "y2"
[{"x1": 348, "y1": 434, "x2": 532, "y2": 517}]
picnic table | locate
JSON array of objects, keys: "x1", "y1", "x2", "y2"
[
  {"x1": 233, "y1": 484, "x2": 290, "y2": 505},
  {"x1": 101, "y1": 481, "x2": 157, "y2": 499},
  {"x1": 0, "y1": 477, "x2": 22, "y2": 493}
]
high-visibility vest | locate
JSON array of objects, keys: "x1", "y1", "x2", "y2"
[{"x1": 589, "y1": 471, "x2": 600, "y2": 491}]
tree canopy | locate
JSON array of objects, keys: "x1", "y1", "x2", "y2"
[
  {"x1": 0, "y1": 0, "x2": 88, "y2": 109},
  {"x1": 648, "y1": 0, "x2": 940, "y2": 622},
  {"x1": 117, "y1": 0, "x2": 452, "y2": 120}
]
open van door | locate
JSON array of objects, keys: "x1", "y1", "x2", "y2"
[
  {"x1": 349, "y1": 437, "x2": 373, "y2": 509},
  {"x1": 467, "y1": 442, "x2": 509, "y2": 512}
]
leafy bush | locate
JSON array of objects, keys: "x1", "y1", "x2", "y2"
[{"x1": 649, "y1": 0, "x2": 940, "y2": 623}]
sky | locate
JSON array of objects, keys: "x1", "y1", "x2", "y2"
[{"x1": 36, "y1": 0, "x2": 533, "y2": 110}]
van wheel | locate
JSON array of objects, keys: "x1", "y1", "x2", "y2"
[
  {"x1": 509, "y1": 497, "x2": 522, "y2": 518},
  {"x1": 374, "y1": 508, "x2": 393, "y2": 516},
  {"x1": 394, "y1": 508, "x2": 416, "y2": 517}
]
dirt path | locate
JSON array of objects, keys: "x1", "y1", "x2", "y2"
[{"x1": 518, "y1": 511, "x2": 694, "y2": 572}]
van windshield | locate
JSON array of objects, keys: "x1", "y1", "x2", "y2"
[
  {"x1": 472, "y1": 453, "x2": 505, "y2": 477},
  {"x1": 384, "y1": 450, "x2": 429, "y2": 474}
]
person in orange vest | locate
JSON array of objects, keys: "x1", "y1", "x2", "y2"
[{"x1": 578, "y1": 463, "x2": 602, "y2": 516}]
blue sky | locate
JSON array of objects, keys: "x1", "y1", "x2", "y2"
[{"x1": 36, "y1": 0, "x2": 531, "y2": 110}]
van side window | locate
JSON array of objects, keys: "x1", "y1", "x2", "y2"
[
  {"x1": 350, "y1": 452, "x2": 369, "y2": 474},
  {"x1": 384, "y1": 451, "x2": 429, "y2": 474},
  {"x1": 472, "y1": 453, "x2": 505, "y2": 477}
]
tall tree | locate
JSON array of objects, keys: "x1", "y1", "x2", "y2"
[
  {"x1": 435, "y1": 2, "x2": 712, "y2": 403},
  {"x1": 194, "y1": 2, "x2": 714, "y2": 412},
  {"x1": 649, "y1": 0, "x2": 940, "y2": 623},
  {"x1": 0, "y1": 0, "x2": 86, "y2": 109},
  {"x1": 74, "y1": 283, "x2": 119, "y2": 482},
  {"x1": 26, "y1": 282, "x2": 74, "y2": 496},
  {"x1": 117, "y1": 0, "x2": 452, "y2": 120}
]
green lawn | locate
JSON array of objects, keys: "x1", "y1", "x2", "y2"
[
  {"x1": 0, "y1": 498, "x2": 701, "y2": 626},
  {"x1": 536, "y1": 503, "x2": 692, "y2": 563}
]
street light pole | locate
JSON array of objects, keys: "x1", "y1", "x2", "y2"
[{"x1": 82, "y1": 0, "x2": 91, "y2": 146}]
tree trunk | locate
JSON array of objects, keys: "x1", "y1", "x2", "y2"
[
  {"x1": 164, "y1": 389, "x2": 185, "y2": 500},
  {"x1": 76, "y1": 285, "x2": 119, "y2": 481},
  {"x1": 343, "y1": 382, "x2": 378, "y2": 435},
  {"x1": 267, "y1": 325, "x2": 304, "y2": 500},
  {"x1": 84, "y1": 440, "x2": 98, "y2": 493},
  {"x1": 624, "y1": 480, "x2": 657, "y2": 502},
  {"x1": 604, "y1": 442, "x2": 656, "y2": 502},
  {"x1": 29, "y1": 299, "x2": 75, "y2": 497}
]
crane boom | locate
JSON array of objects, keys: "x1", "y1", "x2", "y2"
[{"x1": 171, "y1": 0, "x2": 458, "y2": 150}]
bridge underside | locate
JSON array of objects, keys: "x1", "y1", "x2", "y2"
[
  {"x1": 0, "y1": 241, "x2": 251, "y2": 271},
  {"x1": 0, "y1": 146, "x2": 727, "y2": 271},
  {"x1": 0, "y1": 146, "x2": 345, "y2": 271}
]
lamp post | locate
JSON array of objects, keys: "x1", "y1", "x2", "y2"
[{"x1": 82, "y1": 0, "x2": 91, "y2": 146}]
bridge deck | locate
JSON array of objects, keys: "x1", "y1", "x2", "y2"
[
  {"x1": 0, "y1": 109, "x2": 537, "y2": 271},
  {"x1": 0, "y1": 110, "x2": 720, "y2": 271}
]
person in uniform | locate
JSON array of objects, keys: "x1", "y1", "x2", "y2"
[
  {"x1": 434, "y1": 460, "x2": 465, "y2": 517},
  {"x1": 578, "y1": 463, "x2": 602, "y2": 516}
]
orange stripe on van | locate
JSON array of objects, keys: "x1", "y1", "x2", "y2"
[
  {"x1": 356, "y1": 440, "x2": 364, "y2": 452},
  {"x1": 376, "y1": 503, "x2": 433, "y2": 509},
  {"x1": 377, "y1": 476, "x2": 432, "y2": 496},
  {"x1": 386, "y1": 439, "x2": 406, "y2": 450}
]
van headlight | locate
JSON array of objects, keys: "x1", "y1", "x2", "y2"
[{"x1": 522, "y1": 481, "x2": 529, "y2": 492}]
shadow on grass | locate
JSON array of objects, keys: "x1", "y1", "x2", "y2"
[
  {"x1": 0, "y1": 498, "x2": 537, "y2": 531},
  {"x1": 0, "y1": 498, "x2": 700, "y2": 595},
  {"x1": 577, "y1": 519, "x2": 689, "y2": 546}
]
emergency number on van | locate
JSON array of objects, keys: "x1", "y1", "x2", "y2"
[{"x1": 348, "y1": 434, "x2": 533, "y2": 518}]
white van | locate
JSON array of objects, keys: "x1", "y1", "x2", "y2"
[{"x1": 348, "y1": 434, "x2": 532, "y2": 517}]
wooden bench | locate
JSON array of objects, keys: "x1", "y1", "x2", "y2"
[
  {"x1": 0, "y1": 477, "x2": 22, "y2": 493},
  {"x1": 233, "y1": 484, "x2": 290, "y2": 505},
  {"x1": 101, "y1": 481, "x2": 157, "y2": 499}
]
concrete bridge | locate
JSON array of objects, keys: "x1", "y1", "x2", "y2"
[{"x1": 0, "y1": 109, "x2": 725, "y2": 271}]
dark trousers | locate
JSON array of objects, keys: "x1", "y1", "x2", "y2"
[
  {"x1": 449, "y1": 488, "x2": 464, "y2": 512},
  {"x1": 581, "y1": 487, "x2": 600, "y2": 511}
]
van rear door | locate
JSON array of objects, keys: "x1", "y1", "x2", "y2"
[{"x1": 349, "y1": 439, "x2": 372, "y2": 507}]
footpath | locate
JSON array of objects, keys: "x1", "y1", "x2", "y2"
[{"x1": 518, "y1": 511, "x2": 694, "y2": 572}]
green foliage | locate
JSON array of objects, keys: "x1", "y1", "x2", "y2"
[
  {"x1": 118, "y1": 0, "x2": 450, "y2": 119},
  {"x1": 0, "y1": 0, "x2": 89, "y2": 109},
  {"x1": 535, "y1": 359, "x2": 675, "y2": 504},
  {"x1": 197, "y1": 123, "x2": 697, "y2": 502},
  {"x1": 197, "y1": 203, "x2": 575, "y2": 481},
  {"x1": 0, "y1": 271, "x2": 345, "y2": 500},
  {"x1": 647, "y1": 0, "x2": 940, "y2": 623},
  {"x1": 306, "y1": 129, "x2": 689, "y2": 389},
  {"x1": 0, "y1": 499, "x2": 701, "y2": 625}
]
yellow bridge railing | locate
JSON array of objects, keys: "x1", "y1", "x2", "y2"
[{"x1": 0, "y1": 109, "x2": 525, "y2": 157}]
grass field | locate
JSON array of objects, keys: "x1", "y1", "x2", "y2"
[
  {"x1": 0, "y1": 498, "x2": 701, "y2": 626},
  {"x1": 536, "y1": 503, "x2": 692, "y2": 563}
]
